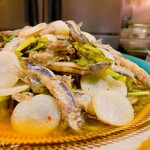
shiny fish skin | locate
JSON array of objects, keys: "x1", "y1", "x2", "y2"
[
  {"x1": 74, "y1": 90, "x2": 95, "y2": 115},
  {"x1": 25, "y1": 62, "x2": 55, "y2": 77},
  {"x1": 25, "y1": 62, "x2": 84, "y2": 130},
  {"x1": 66, "y1": 20, "x2": 90, "y2": 44},
  {"x1": 47, "y1": 61, "x2": 111, "y2": 75}
]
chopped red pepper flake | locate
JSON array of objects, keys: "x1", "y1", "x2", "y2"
[
  {"x1": 47, "y1": 116, "x2": 52, "y2": 121},
  {"x1": 24, "y1": 145, "x2": 31, "y2": 149}
]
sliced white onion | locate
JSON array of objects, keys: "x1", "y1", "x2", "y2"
[
  {"x1": 0, "y1": 84, "x2": 29, "y2": 96},
  {"x1": 92, "y1": 89, "x2": 134, "y2": 126},
  {"x1": 11, "y1": 94, "x2": 60, "y2": 135},
  {"x1": 0, "y1": 51, "x2": 21, "y2": 88},
  {"x1": 81, "y1": 74, "x2": 127, "y2": 96}
]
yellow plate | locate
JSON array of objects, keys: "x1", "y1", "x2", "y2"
[
  {"x1": 0, "y1": 96, "x2": 149, "y2": 149},
  {"x1": 0, "y1": 56, "x2": 150, "y2": 149}
]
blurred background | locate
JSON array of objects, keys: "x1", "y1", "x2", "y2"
[{"x1": 0, "y1": 0, "x2": 150, "y2": 60}]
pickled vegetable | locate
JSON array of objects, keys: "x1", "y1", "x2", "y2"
[
  {"x1": 92, "y1": 89, "x2": 134, "y2": 126},
  {"x1": 11, "y1": 94, "x2": 60, "y2": 135}
]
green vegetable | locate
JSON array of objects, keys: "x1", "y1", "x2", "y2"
[
  {"x1": 118, "y1": 74, "x2": 126, "y2": 83},
  {"x1": 15, "y1": 37, "x2": 36, "y2": 54},
  {"x1": 73, "y1": 42, "x2": 113, "y2": 66},
  {"x1": 127, "y1": 96, "x2": 139, "y2": 105},
  {"x1": 127, "y1": 91, "x2": 150, "y2": 96},
  {"x1": 75, "y1": 58, "x2": 87, "y2": 66},
  {"x1": 126, "y1": 77, "x2": 134, "y2": 91},
  {"x1": 38, "y1": 37, "x2": 49, "y2": 43},
  {"x1": 105, "y1": 69, "x2": 127, "y2": 83},
  {"x1": 2, "y1": 35, "x2": 17, "y2": 42},
  {"x1": 29, "y1": 43, "x2": 44, "y2": 51},
  {"x1": 14, "y1": 37, "x2": 51, "y2": 68},
  {"x1": 106, "y1": 69, "x2": 120, "y2": 78},
  {"x1": 15, "y1": 37, "x2": 37, "y2": 59}
]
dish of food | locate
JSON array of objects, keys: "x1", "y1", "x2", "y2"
[{"x1": 0, "y1": 20, "x2": 149, "y2": 149}]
